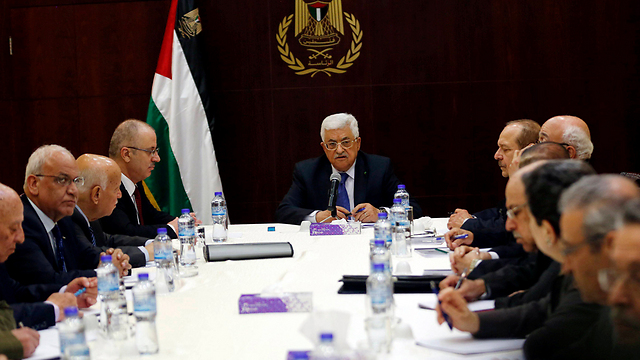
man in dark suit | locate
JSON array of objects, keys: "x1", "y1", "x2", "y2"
[
  {"x1": 100, "y1": 119, "x2": 195, "y2": 239},
  {"x1": 0, "y1": 182, "x2": 96, "y2": 340},
  {"x1": 73, "y1": 154, "x2": 154, "y2": 268},
  {"x1": 5, "y1": 145, "x2": 130, "y2": 286},
  {"x1": 276, "y1": 113, "x2": 422, "y2": 225}
]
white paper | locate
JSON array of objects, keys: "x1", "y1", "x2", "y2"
[
  {"x1": 26, "y1": 328, "x2": 60, "y2": 360},
  {"x1": 418, "y1": 294, "x2": 496, "y2": 312},
  {"x1": 417, "y1": 334, "x2": 525, "y2": 355}
]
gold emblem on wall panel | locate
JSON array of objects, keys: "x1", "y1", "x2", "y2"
[
  {"x1": 179, "y1": 8, "x2": 202, "y2": 39},
  {"x1": 277, "y1": 0, "x2": 363, "y2": 77}
]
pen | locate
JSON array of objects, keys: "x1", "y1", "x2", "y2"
[
  {"x1": 18, "y1": 322, "x2": 24, "y2": 328},
  {"x1": 454, "y1": 268, "x2": 469, "y2": 290},
  {"x1": 434, "y1": 248, "x2": 449, "y2": 255},
  {"x1": 453, "y1": 234, "x2": 469, "y2": 240},
  {"x1": 430, "y1": 281, "x2": 453, "y2": 330},
  {"x1": 346, "y1": 207, "x2": 365, "y2": 217},
  {"x1": 74, "y1": 287, "x2": 86, "y2": 297}
]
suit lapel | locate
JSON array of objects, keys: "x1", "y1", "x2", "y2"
[
  {"x1": 119, "y1": 183, "x2": 139, "y2": 224},
  {"x1": 90, "y1": 220, "x2": 107, "y2": 247},
  {"x1": 20, "y1": 195, "x2": 59, "y2": 271},
  {"x1": 354, "y1": 152, "x2": 368, "y2": 206}
]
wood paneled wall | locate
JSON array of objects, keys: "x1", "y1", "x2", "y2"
[{"x1": 2, "y1": 0, "x2": 639, "y2": 224}]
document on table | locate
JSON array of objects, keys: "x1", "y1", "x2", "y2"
[
  {"x1": 418, "y1": 294, "x2": 495, "y2": 312},
  {"x1": 27, "y1": 328, "x2": 60, "y2": 360},
  {"x1": 417, "y1": 333, "x2": 525, "y2": 355}
]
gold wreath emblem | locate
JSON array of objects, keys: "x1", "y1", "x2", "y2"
[{"x1": 277, "y1": 12, "x2": 363, "y2": 77}]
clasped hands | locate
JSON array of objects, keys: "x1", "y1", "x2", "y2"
[{"x1": 315, "y1": 203, "x2": 379, "y2": 223}]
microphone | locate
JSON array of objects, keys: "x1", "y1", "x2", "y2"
[{"x1": 327, "y1": 173, "x2": 341, "y2": 217}]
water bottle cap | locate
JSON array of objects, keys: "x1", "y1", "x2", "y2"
[
  {"x1": 319, "y1": 333, "x2": 333, "y2": 342},
  {"x1": 398, "y1": 184, "x2": 406, "y2": 189},
  {"x1": 100, "y1": 255, "x2": 112, "y2": 262},
  {"x1": 393, "y1": 198, "x2": 402, "y2": 203},
  {"x1": 374, "y1": 240, "x2": 385, "y2": 247},
  {"x1": 181, "y1": 208, "x2": 190, "y2": 214},
  {"x1": 64, "y1": 306, "x2": 79, "y2": 317},
  {"x1": 138, "y1": 273, "x2": 149, "y2": 281},
  {"x1": 157, "y1": 228, "x2": 167, "y2": 234},
  {"x1": 378, "y1": 212, "x2": 387, "y2": 219},
  {"x1": 215, "y1": 192, "x2": 222, "y2": 196},
  {"x1": 372, "y1": 263, "x2": 385, "y2": 271}
]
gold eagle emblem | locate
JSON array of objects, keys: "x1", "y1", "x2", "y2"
[{"x1": 178, "y1": 8, "x2": 202, "y2": 39}]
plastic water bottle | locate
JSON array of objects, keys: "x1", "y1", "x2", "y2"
[
  {"x1": 366, "y1": 263, "x2": 393, "y2": 353},
  {"x1": 390, "y1": 199, "x2": 411, "y2": 257},
  {"x1": 309, "y1": 333, "x2": 339, "y2": 360},
  {"x1": 154, "y1": 228, "x2": 176, "y2": 293},
  {"x1": 373, "y1": 212, "x2": 392, "y2": 249},
  {"x1": 370, "y1": 240, "x2": 392, "y2": 275},
  {"x1": 59, "y1": 307, "x2": 90, "y2": 360},
  {"x1": 97, "y1": 255, "x2": 128, "y2": 340},
  {"x1": 211, "y1": 192, "x2": 227, "y2": 242},
  {"x1": 178, "y1": 209, "x2": 198, "y2": 276},
  {"x1": 394, "y1": 184, "x2": 410, "y2": 210},
  {"x1": 133, "y1": 273, "x2": 159, "y2": 354}
]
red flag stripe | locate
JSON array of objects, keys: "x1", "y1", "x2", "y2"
[{"x1": 155, "y1": 0, "x2": 178, "y2": 79}]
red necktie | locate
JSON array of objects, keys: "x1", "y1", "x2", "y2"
[{"x1": 133, "y1": 186, "x2": 145, "y2": 225}]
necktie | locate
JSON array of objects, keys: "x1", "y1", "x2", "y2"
[
  {"x1": 87, "y1": 224, "x2": 97, "y2": 247},
  {"x1": 133, "y1": 186, "x2": 145, "y2": 225},
  {"x1": 52, "y1": 224, "x2": 67, "y2": 272},
  {"x1": 336, "y1": 172, "x2": 351, "y2": 212}
]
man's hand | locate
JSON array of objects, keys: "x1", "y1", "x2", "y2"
[
  {"x1": 449, "y1": 246, "x2": 490, "y2": 275},
  {"x1": 65, "y1": 277, "x2": 98, "y2": 308},
  {"x1": 439, "y1": 275, "x2": 487, "y2": 302},
  {"x1": 315, "y1": 206, "x2": 350, "y2": 223},
  {"x1": 444, "y1": 228, "x2": 474, "y2": 250},
  {"x1": 168, "y1": 217, "x2": 179, "y2": 232},
  {"x1": 189, "y1": 212, "x2": 203, "y2": 226},
  {"x1": 46, "y1": 293, "x2": 77, "y2": 320},
  {"x1": 352, "y1": 203, "x2": 379, "y2": 223},
  {"x1": 508, "y1": 143, "x2": 534, "y2": 176},
  {"x1": 145, "y1": 243, "x2": 155, "y2": 261},
  {"x1": 436, "y1": 288, "x2": 480, "y2": 334},
  {"x1": 11, "y1": 328, "x2": 40, "y2": 358},
  {"x1": 447, "y1": 209, "x2": 473, "y2": 229},
  {"x1": 106, "y1": 249, "x2": 131, "y2": 276}
]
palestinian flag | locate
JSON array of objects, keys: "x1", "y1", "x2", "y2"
[{"x1": 145, "y1": 0, "x2": 222, "y2": 224}]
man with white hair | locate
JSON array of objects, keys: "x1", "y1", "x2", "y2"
[
  {"x1": 276, "y1": 113, "x2": 421, "y2": 225},
  {"x1": 5, "y1": 145, "x2": 130, "y2": 286},
  {"x1": 538, "y1": 115, "x2": 593, "y2": 160}
]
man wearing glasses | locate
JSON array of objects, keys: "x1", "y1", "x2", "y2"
[
  {"x1": 5, "y1": 145, "x2": 130, "y2": 286},
  {"x1": 276, "y1": 113, "x2": 421, "y2": 225},
  {"x1": 100, "y1": 119, "x2": 186, "y2": 239},
  {"x1": 538, "y1": 115, "x2": 593, "y2": 160}
]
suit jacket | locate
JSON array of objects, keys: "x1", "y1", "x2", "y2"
[
  {"x1": 275, "y1": 152, "x2": 423, "y2": 225},
  {"x1": 5, "y1": 195, "x2": 98, "y2": 286},
  {"x1": 0, "y1": 301, "x2": 24, "y2": 359},
  {"x1": 0, "y1": 264, "x2": 57, "y2": 330},
  {"x1": 462, "y1": 200, "x2": 517, "y2": 249},
  {"x1": 100, "y1": 183, "x2": 177, "y2": 239},
  {"x1": 495, "y1": 261, "x2": 561, "y2": 309},
  {"x1": 71, "y1": 209, "x2": 148, "y2": 268},
  {"x1": 476, "y1": 274, "x2": 603, "y2": 360}
]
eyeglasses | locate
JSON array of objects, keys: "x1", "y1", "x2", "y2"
[
  {"x1": 34, "y1": 174, "x2": 84, "y2": 187},
  {"x1": 323, "y1": 138, "x2": 358, "y2": 151},
  {"x1": 598, "y1": 267, "x2": 640, "y2": 295},
  {"x1": 559, "y1": 239, "x2": 591, "y2": 256},
  {"x1": 506, "y1": 203, "x2": 528, "y2": 219},
  {"x1": 124, "y1": 146, "x2": 160, "y2": 156}
]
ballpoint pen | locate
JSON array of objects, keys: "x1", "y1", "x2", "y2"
[
  {"x1": 430, "y1": 281, "x2": 453, "y2": 330},
  {"x1": 74, "y1": 287, "x2": 87, "y2": 297},
  {"x1": 454, "y1": 268, "x2": 469, "y2": 290}
]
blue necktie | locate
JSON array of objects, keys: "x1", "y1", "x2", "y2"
[
  {"x1": 52, "y1": 224, "x2": 67, "y2": 272},
  {"x1": 88, "y1": 224, "x2": 97, "y2": 247},
  {"x1": 336, "y1": 172, "x2": 351, "y2": 212}
]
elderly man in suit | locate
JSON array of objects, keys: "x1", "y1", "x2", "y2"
[
  {"x1": 538, "y1": 115, "x2": 593, "y2": 160},
  {"x1": 4, "y1": 145, "x2": 130, "y2": 286},
  {"x1": 100, "y1": 119, "x2": 201, "y2": 239},
  {"x1": 276, "y1": 113, "x2": 422, "y2": 225},
  {"x1": 73, "y1": 154, "x2": 154, "y2": 268}
]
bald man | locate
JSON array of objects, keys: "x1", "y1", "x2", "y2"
[
  {"x1": 5, "y1": 145, "x2": 130, "y2": 286},
  {"x1": 72, "y1": 154, "x2": 154, "y2": 268},
  {"x1": 539, "y1": 115, "x2": 593, "y2": 160}
]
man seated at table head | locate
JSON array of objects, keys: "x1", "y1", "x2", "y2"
[
  {"x1": 538, "y1": 115, "x2": 593, "y2": 160},
  {"x1": 447, "y1": 119, "x2": 540, "y2": 249},
  {"x1": 275, "y1": 113, "x2": 422, "y2": 225},
  {"x1": 0, "y1": 183, "x2": 100, "y2": 358},
  {"x1": 4, "y1": 145, "x2": 130, "y2": 286},
  {"x1": 100, "y1": 119, "x2": 183, "y2": 239},
  {"x1": 74, "y1": 154, "x2": 154, "y2": 267}
]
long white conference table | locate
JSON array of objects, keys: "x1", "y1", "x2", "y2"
[{"x1": 33, "y1": 218, "x2": 524, "y2": 360}]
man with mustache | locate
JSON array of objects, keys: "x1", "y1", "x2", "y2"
[
  {"x1": 276, "y1": 113, "x2": 421, "y2": 225},
  {"x1": 100, "y1": 119, "x2": 188, "y2": 238}
]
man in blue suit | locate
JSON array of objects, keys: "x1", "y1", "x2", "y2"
[{"x1": 276, "y1": 113, "x2": 422, "y2": 225}]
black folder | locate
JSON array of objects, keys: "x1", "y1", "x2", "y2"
[
  {"x1": 204, "y1": 242, "x2": 294, "y2": 262},
  {"x1": 338, "y1": 274, "x2": 446, "y2": 294}
]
